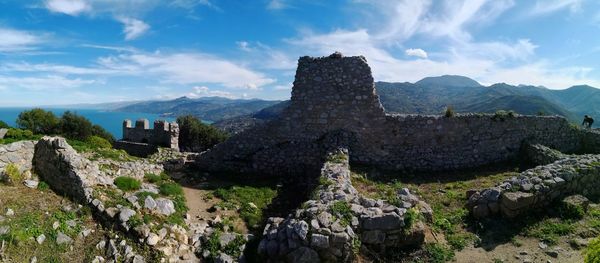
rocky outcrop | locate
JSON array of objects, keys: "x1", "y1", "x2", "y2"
[
  {"x1": 468, "y1": 151, "x2": 600, "y2": 219},
  {"x1": 258, "y1": 148, "x2": 429, "y2": 262},
  {"x1": 522, "y1": 142, "x2": 567, "y2": 166},
  {"x1": 33, "y1": 137, "x2": 104, "y2": 202},
  {"x1": 0, "y1": 140, "x2": 35, "y2": 174}
]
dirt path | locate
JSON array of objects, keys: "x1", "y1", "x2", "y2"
[
  {"x1": 174, "y1": 171, "x2": 248, "y2": 233},
  {"x1": 454, "y1": 237, "x2": 583, "y2": 263}
]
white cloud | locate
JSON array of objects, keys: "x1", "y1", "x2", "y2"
[
  {"x1": 44, "y1": 0, "x2": 90, "y2": 16},
  {"x1": 0, "y1": 62, "x2": 118, "y2": 75},
  {"x1": 267, "y1": 0, "x2": 287, "y2": 10},
  {"x1": 405, "y1": 48, "x2": 428, "y2": 59},
  {"x1": 237, "y1": 41, "x2": 251, "y2": 51},
  {"x1": 0, "y1": 27, "x2": 47, "y2": 52},
  {"x1": 98, "y1": 51, "x2": 275, "y2": 89},
  {"x1": 0, "y1": 75, "x2": 95, "y2": 91},
  {"x1": 117, "y1": 17, "x2": 150, "y2": 40},
  {"x1": 171, "y1": 0, "x2": 215, "y2": 9},
  {"x1": 187, "y1": 86, "x2": 236, "y2": 98},
  {"x1": 530, "y1": 0, "x2": 583, "y2": 16}
]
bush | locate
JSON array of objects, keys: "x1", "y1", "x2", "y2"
[
  {"x1": 177, "y1": 115, "x2": 228, "y2": 152},
  {"x1": 16, "y1": 108, "x2": 59, "y2": 134},
  {"x1": 159, "y1": 182, "x2": 183, "y2": 196},
  {"x1": 444, "y1": 106, "x2": 455, "y2": 118},
  {"x1": 144, "y1": 172, "x2": 170, "y2": 183},
  {"x1": 2, "y1": 164, "x2": 23, "y2": 185},
  {"x1": 425, "y1": 243, "x2": 455, "y2": 263},
  {"x1": 114, "y1": 176, "x2": 141, "y2": 191},
  {"x1": 330, "y1": 201, "x2": 353, "y2": 227},
  {"x1": 86, "y1": 136, "x2": 112, "y2": 149},
  {"x1": 0, "y1": 120, "x2": 9, "y2": 129},
  {"x1": 59, "y1": 111, "x2": 114, "y2": 142},
  {"x1": 586, "y1": 237, "x2": 600, "y2": 263}
]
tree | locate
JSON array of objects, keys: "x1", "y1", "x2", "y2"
[
  {"x1": 59, "y1": 111, "x2": 114, "y2": 142},
  {"x1": 16, "y1": 108, "x2": 59, "y2": 134},
  {"x1": 177, "y1": 115, "x2": 228, "y2": 152},
  {"x1": 0, "y1": 120, "x2": 9, "y2": 129}
]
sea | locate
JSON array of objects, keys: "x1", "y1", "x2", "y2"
[{"x1": 0, "y1": 108, "x2": 176, "y2": 139}]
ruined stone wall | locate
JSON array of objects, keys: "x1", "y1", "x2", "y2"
[
  {"x1": 0, "y1": 140, "x2": 35, "y2": 174},
  {"x1": 196, "y1": 53, "x2": 590, "y2": 176}
]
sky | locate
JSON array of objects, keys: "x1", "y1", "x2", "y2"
[{"x1": 1, "y1": 0, "x2": 600, "y2": 106}]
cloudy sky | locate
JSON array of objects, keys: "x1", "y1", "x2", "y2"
[{"x1": 1, "y1": 0, "x2": 600, "y2": 106}]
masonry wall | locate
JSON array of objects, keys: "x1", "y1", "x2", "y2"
[
  {"x1": 122, "y1": 119, "x2": 179, "y2": 149},
  {"x1": 0, "y1": 140, "x2": 35, "y2": 174},
  {"x1": 196, "y1": 53, "x2": 591, "y2": 176}
]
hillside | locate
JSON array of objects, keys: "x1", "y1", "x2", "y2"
[{"x1": 116, "y1": 96, "x2": 281, "y2": 121}]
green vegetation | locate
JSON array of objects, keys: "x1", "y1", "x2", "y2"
[
  {"x1": 202, "y1": 230, "x2": 247, "y2": 261},
  {"x1": 16, "y1": 108, "x2": 59, "y2": 134},
  {"x1": 213, "y1": 186, "x2": 277, "y2": 229},
  {"x1": 330, "y1": 201, "x2": 353, "y2": 227},
  {"x1": 424, "y1": 243, "x2": 455, "y2": 263},
  {"x1": 326, "y1": 152, "x2": 348, "y2": 164},
  {"x1": 114, "y1": 176, "x2": 142, "y2": 192},
  {"x1": 525, "y1": 218, "x2": 576, "y2": 245},
  {"x1": 37, "y1": 181, "x2": 50, "y2": 191},
  {"x1": 559, "y1": 201, "x2": 586, "y2": 220},
  {"x1": 403, "y1": 207, "x2": 420, "y2": 230},
  {"x1": 14, "y1": 109, "x2": 114, "y2": 142},
  {"x1": 491, "y1": 110, "x2": 516, "y2": 121},
  {"x1": 177, "y1": 115, "x2": 229, "y2": 152},
  {"x1": 144, "y1": 172, "x2": 170, "y2": 184},
  {"x1": 159, "y1": 182, "x2": 183, "y2": 196},
  {"x1": 2, "y1": 164, "x2": 23, "y2": 185},
  {"x1": 585, "y1": 237, "x2": 600, "y2": 263},
  {"x1": 0, "y1": 128, "x2": 40, "y2": 144},
  {"x1": 444, "y1": 106, "x2": 455, "y2": 117},
  {"x1": 0, "y1": 120, "x2": 9, "y2": 129}
]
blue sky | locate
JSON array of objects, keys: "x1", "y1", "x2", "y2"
[{"x1": 1, "y1": 0, "x2": 600, "y2": 106}]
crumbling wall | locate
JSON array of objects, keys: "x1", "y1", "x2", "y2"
[
  {"x1": 196, "y1": 53, "x2": 591, "y2": 175},
  {"x1": 0, "y1": 140, "x2": 35, "y2": 174},
  {"x1": 258, "y1": 148, "x2": 429, "y2": 262},
  {"x1": 468, "y1": 152, "x2": 600, "y2": 219}
]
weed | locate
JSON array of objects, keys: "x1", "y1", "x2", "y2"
[
  {"x1": 37, "y1": 181, "x2": 50, "y2": 190},
  {"x1": 159, "y1": 182, "x2": 183, "y2": 196},
  {"x1": 327, "y1": 152, "x2": 348, "y2": 164},
  {"x1": 526, "y1": 219, "x2": 575, "y2": 245},
  {"x1": 114, "y1": 176, "x2": 141, "y2": 192},
  {"x1": 585, "y1": 237, "x2": 600, "y2": 263},
  {"x1": 404, "y1": 207, "x2": 420, "y2": 230},
  {"x1": 213, "y1": 186, "x2": 277, "y2": 229},
  {"x1": 144, "y1": 172, "x2": 169, "y2": 184},
  {"x1": 424, "y1": 243, "x2": 455, "y2": 263},
  {"x1": 330, "y1": 201, "x2": 353, "y2": 227},
  {"x1": 444, "y1": 106, "x2": 455, "y2": 118},
  {"x1": 2, "y1": 164, "x2": 23, "y2": 185}
]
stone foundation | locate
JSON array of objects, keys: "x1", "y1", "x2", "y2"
[
  {"x1": 258, "y1": 148, "x2": 430, "y2": 262},
  {"x1": 468, "y1": 145, "x2": 600, "y2": 219}
]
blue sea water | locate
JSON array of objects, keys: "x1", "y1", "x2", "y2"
[{"x1": 0, "y1": 108, "x2": 175, "y2": 138}]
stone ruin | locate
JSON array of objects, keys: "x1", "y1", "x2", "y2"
[
  {"x1": 114, "y1": 119, "x2": 179, "y2": 157},
  {"x1": 194, "y1": 52, "x2": 600, "y2": 262}
]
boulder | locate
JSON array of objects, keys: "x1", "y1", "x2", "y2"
[
  {"x1": 0, "y1": 129, "x2": 7, "y2": 139},
  {"x1": 119, "y1": 208, "x2": 136, "y2": 223},
  {"x1": 56, "y1": 232, "x2": 73, "y2": 245},
  {"x1": 361, "y1": 212, "x2": 403, "y2": 230},
  {"x1": 155, "y1": 198, "x2": 176, "y2": 215}
]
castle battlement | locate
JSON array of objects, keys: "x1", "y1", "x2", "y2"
[{"x1": 115, "y1": 118, "x2": 179, "y2": 157}]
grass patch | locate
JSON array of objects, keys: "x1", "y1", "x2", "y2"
[
  {"x1": 424, "y1": 243, "x2": 455, "y2": 263},
  {"x1": 525, "y1": 218, "x2": 576, "y2": 245},
  {"x1": 330, "y1": 201, "x2": 353, "y2": 227},
  {"x1": 1, "y1": 163, "x2": 23, "y2": 185},
  {"x1": 585, "y1": 237, "x2": 600, "y2": 263},
  {"x1": 114, "y1": 176, "x2": 141, "y2": 192},
  {"x1": 213, "y1": 186, "x2": 277, "y2": 229},
  {"x1": 159, "y1": 182, "x2": 183, "y2": 196},
  {"x1": 144, "y1": 172, "x2": 170, "y2": 184}
]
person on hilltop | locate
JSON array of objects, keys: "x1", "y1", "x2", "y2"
[{"x1": 582, "y1": 115, "x2": 594, "y2": 129}]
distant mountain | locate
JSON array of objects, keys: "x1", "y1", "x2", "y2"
[
  {"x1": 116, "y1": 96, "x2": 281, "y2": 121},
  {"x1": 415, "y1": 75, "x2": 482, "y2": 88},
  {"x1": 459, "y1": 95, "x2": 577, "y2": 120}
]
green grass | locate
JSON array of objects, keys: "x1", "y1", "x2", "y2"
[
  {"x1": 2, "y1": 163, "x2": 23, "y2": 186},
  {"x1": 585, "y1": 237, "x2": 600, "y2": 263},
  {"x1": 159, "y1": 182, "x2": 183, "y2": 196},
  {"x1": 424, "y1": 243, "x2": 455, "y2": 263},
  {"x1": 114, "y1": 176, "x2": 141, "y2": 192},
  {"x1": 327, "y1": 152, "x2": 348, "y2": 164},
  {"x1": 330, "y1": 201, "x2": 353, "y2": 227},
  {"x1": 37, "y1": 181, "x2": 50, "y2": 191},
  {"x1": 144, "y1": 172, "x2": 169, "y2": 184},
  {"x1": 213, "y1": 185, "x2": 277, "y2": 229},
  {"x1": 525, "y1": 219, "x2": 576, "y2": 245}
]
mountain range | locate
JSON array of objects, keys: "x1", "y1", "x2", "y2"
[{"x1": 82, "y1": 75, "x2": 600, "y2": 132}]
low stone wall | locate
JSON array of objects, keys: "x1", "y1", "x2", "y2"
[
  {"x1": 114, "y1": 140, "x2": 159, "y2": 158},
  {"x1": 0, "y1": 140, "x2": 35, "y2": 173},
  {"x1": 522, "y1": 143, "x2": 567, "y2": 166},
  {"x1": 258, "y1": 148, "x2": 430, "y2": 262},
  {"x1": 468, "y1": 152, "x2": 600, "y2": 219}
]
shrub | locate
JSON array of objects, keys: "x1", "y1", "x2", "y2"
[
  {"x1": 59, "y1": 111, "x2": 114, "y2": 142},
  {"x1": 159, "y1": 182, "x2": 183, "y2": 196},
  {"x1": 144, "y1": 172, "x2": 169, "y2": 183},
  {"x1": 85, "y1": 136, "x2": 112, "y2": 149},
  {"x1": 16, "y1": 108, "x2": 59, "y2": 134},
  {"x1": 114, "y1": 176, "x2": 141, "y2": 191},
  {"x1": 177, "y1": 115, "x2": 228, "y2": 152},
  {"x1": 0, "y1": 120, "x2": 9, "y2": 129},
  {"x1": 585, "y1": 237, "x2": 600, "y2": 263},
  {"x1": 330, "y1": 201, "x2": 353, "y2": 227},
  {"x1": 2, "y1": 164, "x2": 23, "y2": 185},
  {"x1": 37, "y1": 181, "x2": 50, "y2": 190},
  {"x1": 444, "y1": 106, "x2": 455, "y2": 118},
  {"x1": 425, "y1": 243, "x2": 455, "y2": 263}
]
